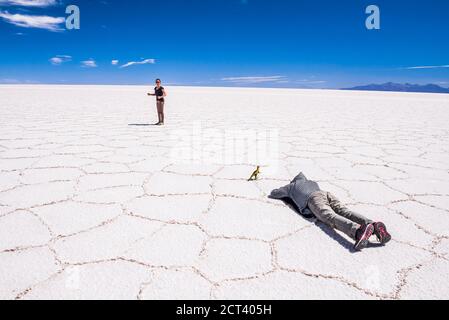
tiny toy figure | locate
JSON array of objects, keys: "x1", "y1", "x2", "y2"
[{"x1": 248, "y1": 166, "x2": 261, "y2": 181}]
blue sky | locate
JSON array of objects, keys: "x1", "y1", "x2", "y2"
[{"x1": 1, "y1": 0, "x2": 449, "y2": 88}]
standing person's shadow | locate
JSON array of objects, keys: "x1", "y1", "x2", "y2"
[{"x1": 275, "y1": 197, "x2": 363, "y2": 253}]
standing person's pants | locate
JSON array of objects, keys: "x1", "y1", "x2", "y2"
[
  {"x1": 157, "y1": 101, "x2": 165, "y2": 114},
  {"x1": 307, "y1": 191, "x2": 373, "y2": 240}
]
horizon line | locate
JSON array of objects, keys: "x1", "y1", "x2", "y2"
[
  {"x1": 1, "y1": 83, "x2": 449, "y2": 95},
  {"x1": 1, "y1": 81, "x2": 448, "y2": 88}
]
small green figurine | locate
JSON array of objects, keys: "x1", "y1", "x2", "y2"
[{"x1": 248, "y1": 166, "x2": 261, "y2": 181}]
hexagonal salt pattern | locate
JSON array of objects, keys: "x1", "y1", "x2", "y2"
[
  {"x1": 0, "y1": 247, "x2": 60, "y2": 300},
  {"x1": 21, "y1": 261, "x2": 153, "y2": 300},
  {"x1": 139, "y1": 269, "x2": 212, "y2": 300},
  {"x1": 212, "y1": 271, "x2": 375, "y2": 300},
  {"x1": 0, "y1": 210, "x2": 52, "y2": 251},
  {"x1": 1, "y1": 85, "x2": 449, "y2": 299},
  {"x1": 197, "y1": 238, "x2": 273, "y2": 283},
  {"x1": 398, "y1": 258, "x2": 449, "y2": 300}
]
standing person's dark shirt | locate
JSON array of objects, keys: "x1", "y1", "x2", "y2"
[{"x1": 155, "y1": 86, "x2": 165, "y2": 102}]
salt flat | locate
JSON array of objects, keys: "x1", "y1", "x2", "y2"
[{"x1": 0, "y1": 85, "x2": 448, "y2": 300}]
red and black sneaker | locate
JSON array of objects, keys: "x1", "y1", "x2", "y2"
[
  {"x1": 373, "y1": 222, "x2": 391, "y2": 245},
  {"x1": 354, "y1": 224, "x2": 374, "y2": 251}
]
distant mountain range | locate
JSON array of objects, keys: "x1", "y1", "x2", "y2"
[{"x1": 343, "y1": 82, "x2": 449, "y2": 94}]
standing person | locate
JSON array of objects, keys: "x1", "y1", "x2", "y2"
[
  {"x1": 270, "y1": 173, "x2": 391, "y2": 251},
  {"x1": 148, "y1": 79, "x2": 167, "y2": 125}
]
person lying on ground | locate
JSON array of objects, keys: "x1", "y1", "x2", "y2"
[{"x1": 269, "y1": 173, "x2": 391, "y2": 251}]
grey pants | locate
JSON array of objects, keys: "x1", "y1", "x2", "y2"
[{"x1": 308, "y1": 191, "x2": 373, "y2": 240}]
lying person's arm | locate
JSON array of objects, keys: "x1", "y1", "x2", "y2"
[{"x1": 269, "y1": 185, "x2": 290, "y2": 199}]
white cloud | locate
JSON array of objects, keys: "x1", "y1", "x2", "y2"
[
  {"x1": 221, "y1": 76, "x2": 286, "y2": 84},
  {"x1": 111, "y1": 60, "x2": 119, "y2": 66},
  {"x1": 1, "y1": 78, "x2": 21, "y2": 83},
  {"x1": 0, "y1": 0, "x2": 57, "y2": 7},
  {"x1": 49, "y1": 55, "x2": 71, "y2": 65},
  {"x1": 81, "y1": 59, "x2": 98, "y2": 68},
  {"x1": 0, "y1": 10, "x2": 64, "y2": 31},
  {"x1": 405, "y1": 65, "x2": 449, "y2": 70},
  {"x1": 296, "y1": 79, "x2": 327, "y2": 84},
  {"x1": 120, "y1": 58, "x2": 156, "y2": 68}
]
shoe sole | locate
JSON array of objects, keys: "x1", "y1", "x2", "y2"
[
  {"x1": 375, "y1": 223, "x2": 391, "y2": 245},
  {"x1": 354, "y1": 224, "x2": 374, "y2": 251}
]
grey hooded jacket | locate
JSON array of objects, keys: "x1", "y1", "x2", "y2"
[{"x1": 269, "y1": 172, "x2": 320, "y2": 218}]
